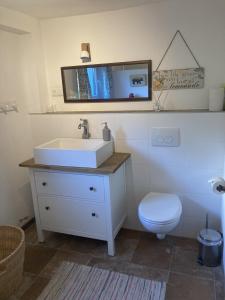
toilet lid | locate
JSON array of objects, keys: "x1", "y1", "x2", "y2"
[{"x1": 139, "y1": 192, "x2": 182, "y2": 224}]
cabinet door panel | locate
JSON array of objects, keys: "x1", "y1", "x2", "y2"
[
  {"x1": 38, "y1": 196, "x2": 106, "y2": 238},
  {"x1": 35, "y1": 171, "x2": 104, "y2": 202}
]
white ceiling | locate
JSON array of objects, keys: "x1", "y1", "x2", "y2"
[{"x1": 0, "y1": 0, "x2": 165, "y2": 19}]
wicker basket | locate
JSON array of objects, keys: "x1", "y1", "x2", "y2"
[{"x1": 0, "y1": 226, "x2": 25, "y2": 300}]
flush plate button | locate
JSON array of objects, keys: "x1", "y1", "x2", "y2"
[{"x1": 151, "y1": 127, "x2": 180, "y2": 147}]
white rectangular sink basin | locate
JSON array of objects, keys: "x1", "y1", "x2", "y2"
[{"x1": 34, "y1": 138, "x2": 114, "y2": 168}]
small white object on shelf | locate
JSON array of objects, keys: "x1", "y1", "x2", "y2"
[{"x1": 209, "y1": 88, "x2": 224, "y2": 111}]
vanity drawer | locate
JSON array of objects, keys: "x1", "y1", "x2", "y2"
[
  {"x1": 38, "y1": 196, "x2": 106, "y2": 238},
  {"x1": 34, "y1": 171, "x2": 104, "y2": 202}
]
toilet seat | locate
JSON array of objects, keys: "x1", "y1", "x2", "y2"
[
  {"x1": 138, "y1": 192, "x2": 182, "y2": 224},
  {"x1": 140, "y1": 216, "x2": 179, "y2": 225}
]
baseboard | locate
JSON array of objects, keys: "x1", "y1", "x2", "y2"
[{"x1": 22, "y1": 217, "x2": 35, "y2": 230}]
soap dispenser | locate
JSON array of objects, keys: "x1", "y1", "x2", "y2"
[{"x1": 102, "y1": 122, "x2": 111, "y2": 141}]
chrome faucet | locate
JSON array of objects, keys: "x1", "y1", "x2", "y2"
[{"x1": 78, "y1": 119, "x2": 90, "y2": 139}]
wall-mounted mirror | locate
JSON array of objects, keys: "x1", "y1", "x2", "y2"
[{"x1": 61, "y1": 60, "x2": 152, "y2": 103}]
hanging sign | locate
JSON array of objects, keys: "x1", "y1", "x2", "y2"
[{"x1": 153, "y1": 67, "x2": 204, "y2": 91}]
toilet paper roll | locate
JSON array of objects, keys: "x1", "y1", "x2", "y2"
[{"x1": 208, "y1": 177, "x2": 225, "y2": 194}]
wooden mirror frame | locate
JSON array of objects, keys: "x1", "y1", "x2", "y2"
[{"x1": 61, "y1": 60, "x2": 152, "y2": 103}]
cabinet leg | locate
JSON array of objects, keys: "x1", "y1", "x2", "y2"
[
  {"x1": 107, "y1": 240, "x2": 115, "y2": 256},
  {"x1": 37, "y1": 228, "x2": 45, "y2": 243}
]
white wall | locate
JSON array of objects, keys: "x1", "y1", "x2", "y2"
[
  {"x1": 0, "y1": 5, "x2": 49, "y2": 113},
  {"x1": 40, "y1": 0, "x2": 225, "y2": 112},
  {"x1": 30, "y1": 112, "x2": 225, "y2": 238},
  {"x1": 0, "y1": 6, "x2": 53, "y2": 225},
  {"x1": 0, "y1": 29, "x2": 34, "y2": 226}
]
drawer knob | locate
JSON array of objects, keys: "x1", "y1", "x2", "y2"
[
  {"x1": 45, "y1": 206, "x2": 50, "y2": 210},
  {"x1": 89, "y1": 187, "x2": 95, "y2": 191},
  {"x1": 91, "y1": 212, "x2": 96, "y2": 217},
  {"x1": 42, "y1": 182, "x2": 47, "y2": 186}
]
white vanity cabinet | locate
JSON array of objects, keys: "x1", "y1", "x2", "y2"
[{"x1": 24, "y1": 154, "x2": 129, "y2": 256}]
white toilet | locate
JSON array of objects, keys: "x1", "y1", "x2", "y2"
[{"x1": 138, "y1": 192, "x2": 182, "y2": 239}]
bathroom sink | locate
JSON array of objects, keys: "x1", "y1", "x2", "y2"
[{"x1": 33, "y1": 138, "x2": 113, "y2": 168}]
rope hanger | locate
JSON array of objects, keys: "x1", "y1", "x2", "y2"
[
  {"x1": 155, "y1": 30, "x2": 201, "y2": 72},
  {"x1": 153, "y1": 30, "x2": 202, "y2": 111}
]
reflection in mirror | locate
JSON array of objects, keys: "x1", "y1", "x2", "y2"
[{"x1": 61, "y1": 60, "x2": 152, "y2": 103}]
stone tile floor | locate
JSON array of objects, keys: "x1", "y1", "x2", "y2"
[{"x1": 10, "y1": 223, "x2": 224, "y2": 300}]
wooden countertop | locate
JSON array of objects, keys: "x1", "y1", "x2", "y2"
[{"x1": 19, "y1": 152, "x2": 130, "y2": 174}]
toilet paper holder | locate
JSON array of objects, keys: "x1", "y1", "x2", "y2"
[
  {"x1": 208, "y1": 177, "x2": 225, "y2": 194},
  {"x1": 216, "y1": 185, "x2": 225, "y2": 192}
]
